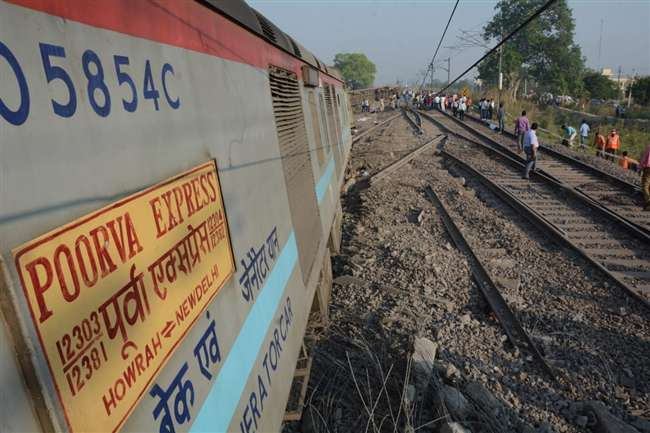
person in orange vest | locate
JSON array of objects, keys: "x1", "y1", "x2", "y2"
[
  {"x1": 594, "y1": 129, "x2": 606, "y2": 158},
  {"x1": 605, "y1": 129, "x2": 620, "y2": 160},
  {"x1": 618, "y1": 151, "x2": 630, "y2": 170}
]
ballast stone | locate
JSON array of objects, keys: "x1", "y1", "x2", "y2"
[
  {"x1": 577, "y1": 401, "x2": 641, "y2": 433},
  {"x1": 439, "y1": 422, "x2": 471, "y2": 433},
  {"x1": 412, "y1": 337, "x2": 438, "y2": 388}
]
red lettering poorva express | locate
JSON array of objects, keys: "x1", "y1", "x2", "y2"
[
  {"x1": 12, "y1": 161, "x2": 236, "y2": 433},
  {"x1": 149, "y1": 172, "x2": 219, "y2": 238},
  {"x1": 24, "y1": 212, "x2": 144, "y2": 323}
]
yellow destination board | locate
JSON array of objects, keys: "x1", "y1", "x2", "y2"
[{"x1": 12, "y1": 161, "x2": 235, "y2": 433}]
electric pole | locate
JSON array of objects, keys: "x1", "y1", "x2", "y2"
[
  {"x1": 524, "y1": 73, "x2": 527, "y2": 96},
  {"x1": 497, "y1": 27, "x2": 504, "y2": 107},
  {"x1": 447, "y1": 57, "x2": 451, "y2": 84},
  {"x1": 627, "y1": 69, "x2": 635, "y2": 108},
  {"x1": 437, "y1": 58, "x2": 451, "y2": 86},
  {"x1": 597, "y1": 19, "x2": 603, "y2": 70}
]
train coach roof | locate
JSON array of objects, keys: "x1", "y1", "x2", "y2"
[{"x1": 199, "y1": 0, "x2": 341, "y2": 82}]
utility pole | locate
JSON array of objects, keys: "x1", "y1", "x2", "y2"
[
  {"x1": 627, "y1": 69, "x2": 636, "y2": 108},
  {"x1": 617, "y1": 66, "x2": 622, "y2": 98},
  {"x1": 497, "y1": 27, "x2": 504, "y2": 107},
  {"x1": 597, "y1": 19, "x2": 603, "y2": 69},
  {"x1": 447, "y1": 57, "x2": 451, "y2": 84},
  {"x1": 524, "y1": 75, "x2": 527, "y2": 96}
]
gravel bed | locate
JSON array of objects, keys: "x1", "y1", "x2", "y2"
[
  {"x1": 288, "y1": 116, "x2": 650, "y2": 433},
  {"x1": 437, "y1": 156, "x2": 650, "y2": 425},
  {"x1": 352, "y1": 110, "x2": 401, "y2": 136}
]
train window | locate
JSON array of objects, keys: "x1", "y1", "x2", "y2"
[
  {"x1": 268, "y1": 66, "x2": 322, "y2": 282},
  {"x1": 253, "y1": 10, "x2": 277, "y2": 43},
  {"x1": 308, "y1": 92, "x2": 326, "y2": 168},
  {"x1": 340, "y1": 93, "x2": 348, "y2": 127},
  {"x1": 327, "y1": 85, "x2": 342, "y2": 147},
  {"x1": 324, "y1": 86, "x2": 342, "y2": 173},
  {"x1": 319, "y1": 93, "x2": 332, "y2": 155}
]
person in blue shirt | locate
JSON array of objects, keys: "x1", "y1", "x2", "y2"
[
  {"x1": 562, "y1": 124, "x2": 577, "y2": 147},
  {"x1": 523, "y1": 123, "x2": 540, "y2": 179},
  {"x1": 579, "y1": 119, "x2": 590, "y2": 146}
]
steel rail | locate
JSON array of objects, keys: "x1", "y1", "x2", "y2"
[
  {"x1": 352, "y1": 113, "x2": 402, "y2": 144},
  {"x1": 425, "y1": 186, "x2": 557, "y2": 380},
  {"x1": 345, "y1": 119, "x2": 444, "y2": 192},
  {"x1": 438, "y1": 148, "x2": 650, "y2": 310},
  {"x1": 401, "y1": 108, "x2": 423, "y2": 135},
  {"x1": 370, "y1": 135, "x2": 446, "y2": 184},
  {"x1": 418, "y1": 109, "x2": 650, "y2": 243}
]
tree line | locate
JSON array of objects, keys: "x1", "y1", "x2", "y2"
[
  {"x1": 329, "y1": 1, "x2": 650, "y2": 105},
  {"x1": 477, "y1": 0, "x2": 649, "y2": 105}
]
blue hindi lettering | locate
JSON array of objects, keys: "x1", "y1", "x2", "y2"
[{"x1": 239, "y1": 296, "x2": 293, "y2": 433}]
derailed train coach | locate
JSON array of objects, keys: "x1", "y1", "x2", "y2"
[{"x1": 0, "y1": 1, "x2": 351, "y2": 432}]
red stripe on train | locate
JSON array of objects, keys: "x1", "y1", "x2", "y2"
[{"x1": 5, "y1": 0, "x2": 342, "y2": 86}]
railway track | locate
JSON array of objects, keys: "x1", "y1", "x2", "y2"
[
  {"x1": 346, "y1": 114, "x2": 434, "y2": 192},
  {"x1": 425, "y1": 186, "x2": 556, "y2": 380},
  {"x1": 352, "y1": 112, "x2": 402, "y2": 144},
  {"x1": 425, "y1": 109, "x2": 650, "y2": 235},
  {"x1": 420, "y1": 110, "x2": 650, "y2": 309}
]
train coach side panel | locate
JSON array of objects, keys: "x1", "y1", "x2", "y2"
[
  {"x1": 302, "y1": 86, "x2": 339, "y2": 240},
  {"x1": 0, "y1": 1, "x2": 344, "y2": 432}
]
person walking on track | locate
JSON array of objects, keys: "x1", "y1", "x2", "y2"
[
  {"x1": 579, "y1": 119, "x2": 590, "y2": 146},
  {"x1": 458, "y1": 98, "x2": 467, "y2": 121},
  {"x1": 514, "y1": 111, "x2": 530, "y2": 153},
  {"x1": 639, "y1": 143, "x2": 650, "y2": 211},
  {"x1": 497, "y1": 102, "x2": 506, "y2": 134},
  {"x1": 605, "y1": 129, "x2": 621, "y2": 159},
  {"x1": 594, "y1": 129, "x2": 606, "y2": 158},
  {"x1": 523, "y1": 123, "x2": 539, "y2": 179}
]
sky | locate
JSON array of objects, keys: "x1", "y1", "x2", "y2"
[{"x1": 247, "y1": 0, "x2": 650, "y2": 86}]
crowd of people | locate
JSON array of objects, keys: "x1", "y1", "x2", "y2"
[{"x1": 410, "y1": 92, "x2": 472, "y2": 121}]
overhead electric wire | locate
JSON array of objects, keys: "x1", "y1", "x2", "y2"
[
  {"x1": 418, "y1": 0, "x2": 460, "y2": 91},
  {"x1": 434, "y1": 0, "x2": 559, "y2": 96}
]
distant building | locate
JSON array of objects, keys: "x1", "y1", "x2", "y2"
[{"x1": 601, "y1": 68, "x2": 631, "y2": 91}]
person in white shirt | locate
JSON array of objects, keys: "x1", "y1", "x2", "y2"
[
  {"x1": 579, "y1": 119, "x2": 590, "y2": 146},
  {"x1": 440, "y1": 96, "x2": 446, "y2": 112},
  {"x1": 434, "y1": 95, "x2": 440, "y2": 109},
  {"x1": 480, "y1": 99, "x2": 489, "y2": 120},
  {"x1": 458, "y1": 100, "x2": 467, "y2": 120},
  {"x1": 523, "y1": 122, "x2": 539, "y2": 179}
]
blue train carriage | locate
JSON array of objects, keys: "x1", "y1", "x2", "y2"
[{"x1": 0, "y1": 0, "x2": 352, "y2": 432}]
